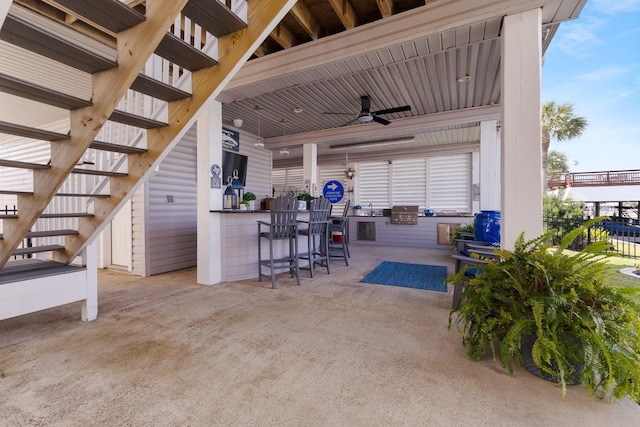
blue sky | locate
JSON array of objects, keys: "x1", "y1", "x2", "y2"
[{"x1": 541, "y1": 0, "x2": 640, "y2": 172}]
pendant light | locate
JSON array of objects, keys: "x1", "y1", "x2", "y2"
[
  {"x1": 254, "y1": 106, "x2": 264, "y2": 148},
  {"x1": 280, "y1": 118, "x2": 289, "y2": 156}
]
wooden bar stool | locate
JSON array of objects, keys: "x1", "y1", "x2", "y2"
[
  {"x1": 299, "y1": 198, "x2": 331, "y2": 278},
  {"x1": 328, "y1": 199, "x2": 350, "y2": 266},
  {"x1": 257, "y1": 196, "x2": 300, "y2": 289}
]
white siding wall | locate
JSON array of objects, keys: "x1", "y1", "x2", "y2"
[
  {"x1": 131, "y1": 187, "x2": 147, "y2": 276},
  {"x1": 145, "y1": 126, "x2": 198, "y2": 276},
  {"x1": 135, "y1": 123, "x2": 272, "y2": 276}
]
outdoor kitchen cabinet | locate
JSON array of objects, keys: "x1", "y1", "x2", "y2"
[{"x1": 349, "y1": 215, "x2": 472, "y2": 249}]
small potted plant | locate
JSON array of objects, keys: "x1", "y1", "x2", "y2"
[
  {"x1": 447, "y1": 218, "x2": 640, "y2": 400},
  {"x1": 296, "y1": 191, "x2": 315, "y2": 210},
  {"x1": 452, "y1": 222, "x2": 475, "y2": 253},
  {"x1": 243, "y1": 192, "x2": 257, "y2": 210}
]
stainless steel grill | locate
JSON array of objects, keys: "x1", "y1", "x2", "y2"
[{"x1": 390, "y1": 205, "x2": 419, "y2": 225}]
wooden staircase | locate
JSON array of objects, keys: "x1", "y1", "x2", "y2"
[{"x1": 0, "y1": 0, "x2": 296, "y2": 269}]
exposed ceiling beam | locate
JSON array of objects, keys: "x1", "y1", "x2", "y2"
[
  {"x1": 327, "y1": 0, "x2": 357, "y2": 30},
  {"x1": 376, "y1": 0, "x2": 394, "y2": 18},
  {"x1": 225, "y1": 0, "x2": 567, "y2": 90},
  {"x1": 270, "y1": 23, "x2": 294, "y2": 49},
  {"x1": 289, "y1": 1, "x2": 320, "y2": 40}
]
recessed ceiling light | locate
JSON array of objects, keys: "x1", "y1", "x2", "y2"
[
  {"x1": 457, "y1": 75, "x2": 472, "y2": 83},
  {"x1": 292, "y1": 108, "x2": 304, "y2": 113}
]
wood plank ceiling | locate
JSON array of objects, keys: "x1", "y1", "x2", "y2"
[{"x1": 218, "y1": 0, "x2": 587, "y2": 162}]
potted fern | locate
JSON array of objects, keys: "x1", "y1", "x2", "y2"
[{"x1": 448, "y1": 219, "x2": 640, "y2": 400}]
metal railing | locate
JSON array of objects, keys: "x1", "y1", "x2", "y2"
[
  {"x1": 543, "y1": 215, "x2": 639, "y2": 259},
  {"x1": 548, "y1": 169, "x2": 640, "y2": 189}
]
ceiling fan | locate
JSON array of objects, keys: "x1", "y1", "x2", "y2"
[{"x1": 323, "y1": 95, "x2": 411, "y2": 126}]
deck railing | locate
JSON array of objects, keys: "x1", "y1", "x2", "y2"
[
  {"x1": 548, "y1": 170, "x2": 640, "y2": 189},
  {"x1": 543, "y1": 215, "x2": 639, "y2": 259}
]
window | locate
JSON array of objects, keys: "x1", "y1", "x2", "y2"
[
  {"x1": 427, "y1": 154, "x2": 470, "y2": 212},
  {"x1": 272, "y1": 167, "x2": 303, "y2": 195},
  {"x1": 391, "y1": 158, "x2": 427, "y2": 208},
  {"x1": 358, "y1": 154, "x2": 470, "y2": 212},
  {"x1": 359, "y1": 161, "x2": 390, "y2": 209}
]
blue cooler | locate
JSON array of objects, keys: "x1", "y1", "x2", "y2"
[{"x1": 474, "y1": 210, "x2": 500, "y2": 243}]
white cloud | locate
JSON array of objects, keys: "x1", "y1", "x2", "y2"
[
  {"x1": 553, "y1": 17, "x2": 604, "y2": 57},
  {"x1": 592, "y1": 0, "x2": 640, "y2": 13},
  {"x1": 577, "y1": 66, "x2": 629, "y2": 81}
]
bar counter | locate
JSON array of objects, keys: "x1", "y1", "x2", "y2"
[{"x1": 211, "y1": 210, "x2": 309, "y2": 282}]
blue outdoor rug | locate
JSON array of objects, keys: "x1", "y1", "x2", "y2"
[{"x1": 360, "y1": 261, "x2": 448, "y2": 292}]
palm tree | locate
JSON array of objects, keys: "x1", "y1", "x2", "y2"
[{"x1": 541, "y1": 101, "x2": 588, "y2": 190}]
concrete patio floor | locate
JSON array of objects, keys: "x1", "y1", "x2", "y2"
[{"x1": 1, "y1": 244, "x2": 639, "y2": 426}]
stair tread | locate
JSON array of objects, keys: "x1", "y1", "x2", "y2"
[
  {"x1": 131, "y1": 74, "x2": 191, "y2": 102},
  {"x1": 0, "y1": 229, "x2": 79, "y2": 239},
  {"x1": 52, "y1": 0, "x2": 145, "y2": 34},
  {"x1": 109, "y1": 110, "x2": 167, "y2": 129},
  {"x1": 0, "y1": 259, "x2": 84, "y2": 284},
  {"x1": 0, "y1": 121, "x2": 68, "y2": 141},
  {"x1": 155, "y1": 32, "x2": 218, "y2": 72},
  {"x1": 0, "y1": 213, "x2": 93, "y2": 219},
  {"x1": 0, "y1": 190, "x2": 33, "y2": 196},
  {"x1": 0, "y1": 10, "x2": 117, "y2": 73},
  {"x1": 0, "y1": 190, "x2": 109, "y2": 198},
  {"x1": 0, "y1": 159, "x2": 49, "y2": 170},
  {"x1": 40, "y1": 213, "x2": 93, "y2": 218},
  {"x1": 89, "y1": 140, "x2": 147, "y2": 154},
  {"x1": 0, "y1": 72, "x2": 92, "y2": 110},
  {"x1": 182, "y1": 0, "x2": 247, "y2": 37},
  {"x1": 71, "y1": 168, "x2": 128, "y2": 177},
  {"x1": 12, "y1": 244, "x2": 65, "y2": 256},
  {"x1": 55, "y1": 193, "x2": 110, "y2": 198}
]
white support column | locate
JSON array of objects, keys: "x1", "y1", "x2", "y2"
[
  {"x1": 480, "y1": 120, "x2": 501, "y2": 211},
  {"x1": 0, "y1": 0, "x2": 10, "y2": 28},
  {"x1": 501, "y1": 8, "x2": 543, "y2": 250},
  {"x1": 197, "y1": 102, "x2": 224, "y2": 285},
  {"x1": 303, "y1": 143, "x2": 318, "y2": 196},
  {"x1": 81, "y1": 241, "x2": 98, "y2": 321},
  {"x1": 471, "y1": 151, "x2": 480, "y2": 214}
]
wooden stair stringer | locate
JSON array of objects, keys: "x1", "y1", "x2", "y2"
[
  {"x1": 0, "y1": 0, "x2": 191, "y2": 269},
  {"x1": 61, "y1": 0, "x2": 300, "y2": 263}
]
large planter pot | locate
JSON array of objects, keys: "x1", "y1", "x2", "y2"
[
  {"x1": 521, "y1": 333, "x2": 583, "y2": 385},
  {"x1": 473, "y1": 210, "x2": 500, "y2": 243}
]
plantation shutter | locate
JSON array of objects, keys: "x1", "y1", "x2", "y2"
[
  {"x1": 391, "y1": 158, "x2": 427, "y2": 209},
  {"x1": 427, "y1": 154, "x2": 471, "y2": 212},
  {"x1": 359, "y1": 161, "x2": 390, "y2": 209},
  {"x1": 272, "y1": 167, "x2": 304, "y2": 194}
]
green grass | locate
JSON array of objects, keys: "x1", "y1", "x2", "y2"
[
  {"x1": 565, "y1": 249, "x2": 639, "y2": 289},
  {"x1": 604, "y1": 263, "x2": 639, "y2": 288}
]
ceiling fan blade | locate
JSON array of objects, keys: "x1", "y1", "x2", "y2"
[
  {"x1": 372, "y1": 105, "x2": 411, "y2": 115},
  {"x1": 360, "y1": 95, "x2": 371, "y2": 113},
  {"x1": 341, "y1": 117, "x2": 361, "y2": 127},
  {"x1": 372, "y1": 116, "x2": 391, "y2": 126}
]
